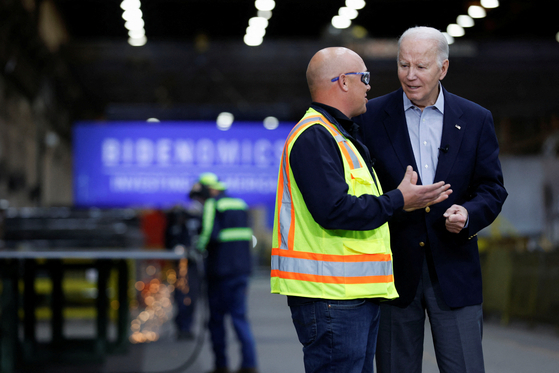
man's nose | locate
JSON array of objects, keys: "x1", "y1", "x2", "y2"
[{"x1": 407, "y1": 68, "x2": 417, "y2": 80}]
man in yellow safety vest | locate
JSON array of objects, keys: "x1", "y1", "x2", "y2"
[{"x1": 270, "y1": 47, "x2": 452, "y2": 373}]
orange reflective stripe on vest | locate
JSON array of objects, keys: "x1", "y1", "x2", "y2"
[
  {"x1": 271, "y1": 248, "x2": 393, "y2": 285},
  {"x1": 275, "y1": 114, "x2": 366, "y2": 252}
]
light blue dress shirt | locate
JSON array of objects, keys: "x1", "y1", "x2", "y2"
[{"x1": 403, "y1": 85, "x2": 444, "y2": 185}]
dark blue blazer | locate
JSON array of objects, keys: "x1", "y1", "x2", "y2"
[{"x1": 354, "y1": 87, "x2": 508, "y2": 308}]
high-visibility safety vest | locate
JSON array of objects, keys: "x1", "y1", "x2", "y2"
[
  {"x1": 197, "y1": 197, "x2": 253, "y2": 251},
  {"x1": 197, "y1": 195, "x2": 253, "y2": 278},
  {"x1": 270, "y1": 108, "x2": 398, "y2": 300}
]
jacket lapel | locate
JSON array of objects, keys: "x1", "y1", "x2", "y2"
[
  {"x1": 434, "y1": 87, "x2": 466, "y2": 183},
  {"x1": 383, "y1": 89, "x2": 420, "y2": 182}
]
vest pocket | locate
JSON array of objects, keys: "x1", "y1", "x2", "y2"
[
  {"x1": 349, "y1": 168, "x2": 373, "y2": 185},
  {"x1": 343, "y1": 239, "x2": 387, "y2": 255},
  {"x1": 349, "y1": 168, "x2": 376, "y2": 197}
]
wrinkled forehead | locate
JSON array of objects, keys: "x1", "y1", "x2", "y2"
[{"x1": 399, "y1": 38, "x2": 439, "y2": 62}]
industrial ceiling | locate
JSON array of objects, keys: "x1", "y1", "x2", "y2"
[
  {"x1": 55, "y1": 0, "x2": 554, "y2": 43},
  {"x1": 7, "y1": 0, "x2": 558, "y2": 123}
]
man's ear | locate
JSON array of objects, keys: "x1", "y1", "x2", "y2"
[
  {"x1": 439, "y1": 59, "x2": 449, "y2": 81},
  {"x1": 339, "y1": 74, "x2": 350, "y2": 92}
]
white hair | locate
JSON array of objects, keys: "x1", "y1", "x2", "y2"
[{"x1": 397, "y1": 26, "x2": 449, "y2": 68}]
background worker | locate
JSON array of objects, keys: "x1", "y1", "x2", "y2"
[
  {"x1": 355, "y1": 26, "x2": 508, "y2": 373},
  {"x1": 165, "y1": 203, "x2": 202, "y2": 340},
  {"x1": 190, "y1": 173, "x2": 258, "y2": 373},
  {"x1": 271, "y1": 47, "x2": 452, "y2": 373}
]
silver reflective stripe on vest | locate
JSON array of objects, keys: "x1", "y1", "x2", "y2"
[
  {"x1": 217, "y1": 198, "x2": 247, "y2": 212},
  {"x1": 334, "y1": 134, "x2": 361, "y2": 170},
  {"x1": 279, "y1": 143, "x2": 292, "y2": 251},
  {"x1": 270, "y1": 255, "x2": 392, "y2": 277},
  {"x1": 300, "y1": 115, "x2": 328, "y2": 127},
  {"x1": 218, "y1": 227, "x2": 253, "y2": 242},
  {"x1": 278, "y1": 118, "x2": 320, "y2": 252}
]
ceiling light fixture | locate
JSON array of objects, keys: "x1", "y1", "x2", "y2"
[
  {"x1": 345, "y1": 0, "x2": 366, "y2": 10},
  {"x1": 468, "y1": 5, "x2": 487, "y2": 19},
  {"x1": 480, "y1": 0, "x2": 499, "y2": 9},
  {"x1": 339, "y1": 7, "x2": 358, "y2": 20},
  {"x1": 332, "y1": 15, "x2": 352, "y2": 29},
  {"x1": 216, "y1": 112, "x2": 234, "y2": 130},
  {"x1": 457, "y1": 15, "x2": 475, "y2": 28},
  {"x1": 245, "y1": 1, "x2": 274, "y2": 46},
  {"x1": 447, "y1": 24, "x2": 465, "y2": 37},
  {"x1": 255, "y1": 0, "x2": 275, "y2": 11},
  {"x1": 120, "y1": 0, "x2": 141, "y2": 11},
  {"x1": 121, "y1": 0, "x2": 147, "y2": 46},
  {"x1": 442, "y1": 32, "x2": 455, "y2": 45},
  {"x1": 263, "y1": 116, "x2": 279, "y2": 130},
  {"x1": 332, "y1": 1, "x2": 366, "y2": 31}
]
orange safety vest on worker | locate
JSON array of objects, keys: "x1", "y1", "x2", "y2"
[{"x1": 270, "y1": 108, "x2": 398, "y2": 300}]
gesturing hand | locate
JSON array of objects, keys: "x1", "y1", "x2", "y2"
[{"x1": 397, "y1": 166, "x2": 452, "y2": 212}]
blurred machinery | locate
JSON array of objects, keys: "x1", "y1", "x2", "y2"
[{"x1": 1, "y1": 207, "x2": 142, "y2": 323}]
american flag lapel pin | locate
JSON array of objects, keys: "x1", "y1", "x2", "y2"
[{"x1": 455, "y1": 124, "x2": 461, "y2": 130}]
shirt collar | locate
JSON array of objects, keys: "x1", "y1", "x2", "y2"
[
  {"x1": 403, "y1": 83, "x2": 445, "y2": 114},
  {"x1": 311, "y1": 102, "x2": 356, "y2": 137}
]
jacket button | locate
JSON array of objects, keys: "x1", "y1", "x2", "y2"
[
  {"x1": 419, "y1": 242, "x2": 425, "y2": 247},
  {"x1": 425, "y1": 206, "x2": 430, "y2": 213}
]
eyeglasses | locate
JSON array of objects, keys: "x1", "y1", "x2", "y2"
[{"x1": 331, "y1": 71, "x2": 370, "y2": 85}]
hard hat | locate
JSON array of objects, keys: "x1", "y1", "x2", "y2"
[
  {"x1": 198, "y1": 172, "x2": 219, "y2": 187},
  {"x1": 198, "y1": 172, "x2": 227, "y2": 190}
]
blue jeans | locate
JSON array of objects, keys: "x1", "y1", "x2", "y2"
[
  {"x1": 207, "y1": 275, "x2": 257, "y2": 370},
  {"x1": 289, "y1": 298, "x2": 381, "y2": 373}
]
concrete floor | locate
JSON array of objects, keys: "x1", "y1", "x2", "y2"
[{"x1": 16, "y1": 270, "x2": 559, "y2": 373}]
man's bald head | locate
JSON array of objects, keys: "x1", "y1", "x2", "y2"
[
  {"x1": 305, "y1": 47, "x2": 370, "y2": 118},
  {"x1": 306, "y1": 47, "x2": 362, "y2": 99}
]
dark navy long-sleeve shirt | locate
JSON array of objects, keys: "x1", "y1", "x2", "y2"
[{"x1": 289, "y1": 103, "x2": 404, "y2": 231}]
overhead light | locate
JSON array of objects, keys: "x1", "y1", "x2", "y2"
[
  {"x1": 128, "y1": 36, "x2": 147, "y2": 47},
  {"x1": 255, "y1": 0, "x2": 275, "y2": 11},
  {"x1": 468, "y1": 5, "x2": 486, "y2": 19},
  {"x1": 122, "y1": 9, "x2": 143, "y2": 22},
  {"x1": 263, "y1": 116, "x2": 279, "y2": 130},
  {"x1": 332, "y1": 15, "x2": 352, "y2": 29},
  {"x1": 246, "y1": 26, "x2": 266, "y2": 38},
  {"x1": 339, "y1": 7, "x2": 358, "y2": 20},
  {"x1": 480, "y1": 0, "x2": 499, "y2": 9},
  {"x1": 457, "y1": 15, "x2": 474, "y2": 28},
  {"x1": 442, "y1": 32, "x2": 455, "y2": 45},
  {"x1": 447, "y1": 24, "x2": 465, "y2": 37},
  {"x1": 258, "y1": 10, "x2": 272, "y2": 19},
  {"x1": 244, "y1": 34, "x2": 263, "y2": 46},
  {"x1": 128, "y1": 29, "x2": 145, "y2": 38},
  {"x1": 249, "y1": 16, "x2": 268, "y2": 28},
  {"x1": 217, "y1": 112, "x2": 234, "y2": 130},
  {"x1": 122, "y1": 0, "x2": 146, "y2": 46},
  {"x1": 125, "y1": 18, "x2": 144, "y2": 31},
  {"x1": 245, "y1": 1, "x2": 273, "y2": 46},
  {"x1": 120, "y1": 0, "x2": 141, "y2": 11},
  {"x1": 346, "y1": 0, "x2": 366, "y2": 10}
]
